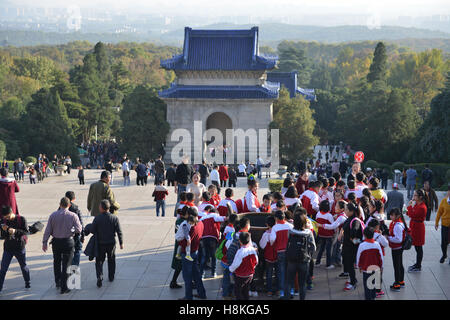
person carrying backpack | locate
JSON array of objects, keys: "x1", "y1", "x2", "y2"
[
  {"x1": 388, "y1": 208, "x2": 409, "y2": 291},
  {"x1": 341, "y1": 202, "x2": 364, "y2": 291},
  {"x1": 284, "y1": 213, "x2": 316, "y2": 300}
]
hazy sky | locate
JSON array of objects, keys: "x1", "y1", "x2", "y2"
[{"x1": 8, "y1": 0, "x2": 450, "y2": 18}]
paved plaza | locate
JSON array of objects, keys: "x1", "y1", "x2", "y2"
[{"x1": 0, "y1": 169, "x2": 449, "y2": 300}]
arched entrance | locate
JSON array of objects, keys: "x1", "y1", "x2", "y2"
[{"x1": 205, "y1": 112, "x2": 233, "y2": 162}]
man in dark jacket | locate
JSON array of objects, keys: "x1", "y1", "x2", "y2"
[
  {"x1": 166, "y1": 164, "x2": 177, "y2": 186},
  {"x1": 135, "y1": 160, "x2": 147, "y2": 186},
  {"x1": 422, "y1": 165, "x2": 433, "y2": 185},
  {"x1": 0, "y1": 206, "x2": 30, "y2": 291},
  {"x1": 154, "y1": 155, "x2": 165, "y2": 185},
  {"x1": 198, "y1": 160, "x2": 209, "y2": 186},
  {"x1": 385, "y1": 183, "x2": 404, "y2": 220},
  {"x1": 65, "y1": 191, "x2": 84, "y2": 266},
  {"x1": 91, "y1": 199, "x2": 123, "y2": 287},
  {"x1": 228, "y1": 166, "x2": 237, "y2": 188},
  {"x1": 174, "y1": 157, "x2": 193, "y2": 216}
]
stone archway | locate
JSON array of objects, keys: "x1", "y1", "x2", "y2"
[{"x1": 205, "y1": 112, "x2": 233, "y2": 161}]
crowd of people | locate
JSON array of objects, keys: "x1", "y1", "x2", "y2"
[
  {"x1": 165, "y1": 160, "x2": 450, "y2": 300},
  {"x1": 0, "y1": 150, "x2": 448, "y2": 301}
]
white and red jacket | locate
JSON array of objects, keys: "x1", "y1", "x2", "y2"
[
  {"x1": 243, "y1": 190, "x2": 260, "y2": 212},
  {"x1": 200, "y1": 212, "x2": 226, "y2": 241},
  {"x1": 319, "y1": 188, "x2": 334, "y2": 207},
  {"x1": 324, "y1": 212, "x2": 347, "y2": 232},
  {"x1": 217, "y1": 198, "x2": 238, "y2": 217},
  {"x1": 284, "y1": 197, "x2": 301, "y2": 208},
  {"x1": 300, "y1": 189, "x2": 320, "y2": 217},
  {"x1": 344, "y1": 188, "x2": 357, "y2": 200},
  {"x1": 259, "y1": 229, "x2": 277, "y2": 263},
  {"x1": 373, "y1": 231, "x2": 388, "y2": 256},
  {"x1": 356, "y1": 239, "x2": 383, "y2": 272},
  {"x1": 269, "y1": 220, "x2": 293, "y2": 253},
  {"x1": 229, "y1": 244, "x2": 259, "y2": 278},
  {"x1": 388, "y1": 219, "x2": 406, "y2": 250},
  {"x1": 316, "y1": 211, "x2": 335, "y2": 238},
  {"x1": 198, "y1": 201, "x2": 214, "y2": 213}
]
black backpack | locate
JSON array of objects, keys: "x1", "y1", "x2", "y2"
[{"x1": 286, "y1": 233, "x2": 311, "y2": 263}]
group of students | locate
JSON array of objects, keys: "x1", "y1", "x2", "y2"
[{"x1": 170, "y1": 165, "x2": 450, "y2": 300}]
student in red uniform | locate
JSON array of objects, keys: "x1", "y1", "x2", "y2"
[
  {"x1": 319, "y1": 200, "x2": 348, "y2": 270},
  {"x1": 220, "y1": 214, "x2": 238, "y2": 300},
  {"x1": 259, "y1": 194, "x2": 272, "y2": 213},
  {"x1": 259, "y1": 216, "x2": 278, "y2": 296},
  {"x1": 369, "y1": 177, "x2": 388, "y2": 203},
  {"x1": 217, "y1": 188, "x2": 238, "y2": 217},
  {"x1": 388, "y1": 208, "x2": 407, "y2": 291},
  {"x1": 284, "y1": 186, "x2": 301, "y2": 210},
  {"x1": 336, "y1": 180, "x2": 347, "y2": 196},
  {"x1": 200, "y1": 206, "x2": 227, "y2": 278},
  {"x1": 270, "y1": 192, "x2": 283, "y2": 212},
  {"x1": 344, "y1": 180, "x2": 357, "y2": 200},
  {"x1": 367, "y1": 218, "x2": 388, "y2": 298},
  {"x1": 208, "y1": 185, "x2": 221, "y2": 207},
  {"x1": 270, "y1": 210, "x2": 293, "y2": 298},
  {"x1": 331, "y1": 191, "x2": 344, "y2": 215},
  {"x1": 407, "y1": 189, "x2": 427, "y2": 272},
  {"x1": 179, "y1": 207, "x2": 206, "y2": 300},
  {"x1": 300, "y1": 180, "x2": 322, "y2": 218},
  {"x1": 152, "y1": 179, "x2": 169, "y2": 217},
  {"x1": 198, "y1": 192, "x2": 212, "y2": 213},
  {"x1": 185, "y1": 192, "x2": 196, "y2": 208},
  {"x1": 243, "y1": 178, "x2": 260, "y2": 212},
  {"x1": 315, "y1": 200, "x2": 335, "y2": 269},
  {"x1": 357, "y1": 227, "x2": 383, "y2": 300},
  {"x1": 229, "y1": 232, "x2": 259, "y2": 300}
]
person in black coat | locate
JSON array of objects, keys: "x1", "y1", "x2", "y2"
[
  {"x1": 89, "y1": 199, "x2": 123, "y2": 288},
  {"x1": 166, "y1": 164, "x2": 177, "y2": 186},
  {"x1": 228, "y1": 166, "x2": 237, "y2": 188},
  {"x1": 65, "y1": 191, "x2": 84, "y2": 266},
  {"x1": 198, "y1": 160, "x2": 209, "y2": 186},
  {"x1": 340, "y1": 202, "x2": 363, "y2": 291},
  {"x1": 0, "y1": 206, "x2": 30, "y2": 291}
]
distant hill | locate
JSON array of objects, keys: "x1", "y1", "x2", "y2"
[
  {"x1": 1, "y1": 23, "x2": 449, "y2": 53},
  {"x1": 163, "y1": 23, "x2": 450, "y2": 43}
]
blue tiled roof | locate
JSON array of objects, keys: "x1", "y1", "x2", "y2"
[
  {"x1": 267, "y1": 71, "x2": 316, "y2": 101},
  {"x1": 161, "y1": 27, "x2": 278, "y2": 71},
  {"x1": 159, "y1": 83, "x2": 279, "y2": 99}
]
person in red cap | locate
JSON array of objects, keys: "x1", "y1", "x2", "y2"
[{"x1": 0, "y1": 168, "x2": 20, "y2": 215}]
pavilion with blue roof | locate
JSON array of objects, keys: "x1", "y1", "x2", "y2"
[{"x1": 158, "y1": 27, "x2": 314, "y2": 163}]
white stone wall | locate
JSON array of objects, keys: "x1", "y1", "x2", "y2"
[{"x1": 163, "y1": 98, "x2": 274, "y2": 164}]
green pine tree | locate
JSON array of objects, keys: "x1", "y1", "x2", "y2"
[
  {"x1": 270, "y1": 88, "x2": 319, "y2": 165},
  {"x1": 119, "y1": 85, "x2": 169, "y2": 160},
  {"x1": 367, "y1": 42, "x2": 388, "y2": 83}
]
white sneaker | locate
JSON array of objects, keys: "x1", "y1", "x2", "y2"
[{"x1": 326, "y1": 265, "x2": 335, "y2": 270}]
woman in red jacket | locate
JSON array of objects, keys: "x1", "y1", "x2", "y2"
[
  {"x1": 218, "y1": 164, "x2": 229, "y2": 188},
  {"x1": 406, "y1": 189, "x2": 427, "y2": 272}
]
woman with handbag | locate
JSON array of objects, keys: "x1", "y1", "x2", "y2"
[{"x1": 406, "y1": 189, "x2": 427, "y2": 272}]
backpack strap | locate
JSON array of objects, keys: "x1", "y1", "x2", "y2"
[{"x1": 350, "y1": 217, "x2": 365, "y2": 231}]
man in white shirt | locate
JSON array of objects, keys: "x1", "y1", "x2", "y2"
[
  {"x1": 122, "y1": 159, "x2": 130, "y2": 186},
  {"x1": 210, "y1": 165, "x2": 221, "y2": 194}
]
